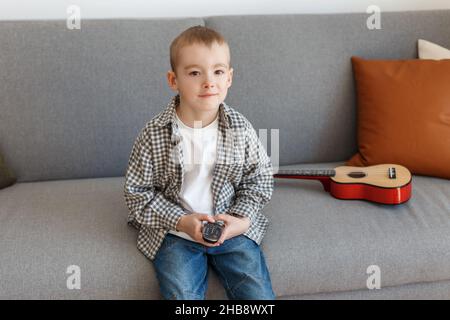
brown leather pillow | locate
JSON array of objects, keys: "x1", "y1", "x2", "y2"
[{"x1": 347, "y1": 56, "x2": 450, "y2": 179}]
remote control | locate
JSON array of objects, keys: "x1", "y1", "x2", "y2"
[{"x1": 202, "y1": 221, "x2": 224, "y2": 243}]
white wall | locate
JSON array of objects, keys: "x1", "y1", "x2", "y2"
[{"x1": 1, "y1": 0, "x2": 450, "y2": 20}]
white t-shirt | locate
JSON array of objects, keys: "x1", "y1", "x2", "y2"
[{"x1": 168, "y1": 112, "x2": 219, "y2": 241}]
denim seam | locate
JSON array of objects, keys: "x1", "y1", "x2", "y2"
[
  {"x1": 210, "y1": 255, "x2": 235, "y2": 299},
  {"x1": 229, "y1": 273, "x2": 251, "y2": 298},
  {"x1": 199, "y1": 259, "x2": 208, "y2": 299}
]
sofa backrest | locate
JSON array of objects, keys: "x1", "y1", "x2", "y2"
[{"x1": 1, "y1": 11, "x2": 449, "y2": 182}]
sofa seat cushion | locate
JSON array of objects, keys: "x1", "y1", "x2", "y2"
[
  {"x1": 1, "y1": 162, "x2": 450, "y2": 299},
  {"x1": 0, "y1": 176, "x2": 231, "y2": 299},
  {"x1": 267, "y1": 162, "x2": 450, "y2": 297},
  {"x1": 0, "y1": 177, "x2": 162, "y2": 299}
]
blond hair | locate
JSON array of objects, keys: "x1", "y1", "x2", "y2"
[{"x1": 170, "y1": 25, "x2": 230, "y2": 73}]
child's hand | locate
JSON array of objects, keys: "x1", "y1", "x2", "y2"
[
  {"x1": 213, "y1": 214, "x2": 251, "y2": 245},
  {"x1": 176, "y1": 213, "x2": 221, "y2": 247}
]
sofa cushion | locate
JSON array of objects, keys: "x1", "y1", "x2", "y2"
[
  {"x1": 268, "y1": 162, "x2": 450, "y2": 297},
  {"x1": 418, "y1": 39, "x2": 450, "y2": 59},
  {"x1": 206, "y1": 11, "x2": 450, "y2": 166},
  {"x1": 0, "y1": 18, "x2": 205, "y2": 183},
  {"x1": 2, "y1": 11, "x2": 450, "y2": 183},
  {"x1": 1, "y1": 162, "x2": 450, "y2": 299},
  {"x1": 347, "y1": 56, "x2": 450, "y2": 179},
  {"x1": 0, "y1": 176, "x2": 226, "y2": 299}
]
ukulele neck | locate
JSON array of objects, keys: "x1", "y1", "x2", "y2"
[
  {"x1": 274, "y1": 169, "x2": 336, "y2": 177},
  {"x1": 273, "y1": 169, "x2": 335, "y2": 192}
]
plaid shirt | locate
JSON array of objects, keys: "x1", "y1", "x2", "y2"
[{"x1": 124, "y1": 95, "x2": 274, "y2": 261}]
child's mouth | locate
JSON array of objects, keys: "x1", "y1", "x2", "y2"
[{"x1": 198, "y1": 93, "x2": 218, "y2": 98}]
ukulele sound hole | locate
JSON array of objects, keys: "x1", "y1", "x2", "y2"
[{"x1": 347, "y1": 172, "x2": 366, "y2": 178}]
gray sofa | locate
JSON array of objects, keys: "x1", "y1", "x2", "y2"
[{"x1": 1, "y1": 10, "x2": 450, "y2": 300}]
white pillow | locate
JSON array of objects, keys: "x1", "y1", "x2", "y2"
[{"x1": 418, "y1": 39, "x2": 450, "y2": 60}]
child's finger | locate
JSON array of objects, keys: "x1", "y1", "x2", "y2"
[
  {"x1": 214, "y1": 214, "x2": 230, "y2": 223},
  {"x1": 198, "y1": 214, "x2": 216, "y2": 223},
  {"x1": 216, "y1": 228, "x2": 228, "y2": 245}
]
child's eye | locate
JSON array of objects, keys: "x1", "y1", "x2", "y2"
[
  {"x1": 189, "y1": 71, "x2": 200, "y2": 76},
  {"x1": 215, "y1": 70, "x2": 225, "y2": 75}
]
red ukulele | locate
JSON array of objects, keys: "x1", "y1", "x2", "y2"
[{"x1": 274, "y1": 164, "x2": 412, "y2": 205}]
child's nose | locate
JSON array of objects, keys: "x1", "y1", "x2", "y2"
[
  {"x1": 203, "y1": 81, "x2": 215, "y2": 89},
  {"x1": 202, "y1": 73, "x2": 216, "y2": 88}
]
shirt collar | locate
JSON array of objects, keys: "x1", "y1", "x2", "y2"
[{"x1": 155, "y1": 94, "x2": 232, "y2": 129}]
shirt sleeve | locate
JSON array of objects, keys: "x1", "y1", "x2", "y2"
[
  {"x1": 124, "y1": 130, "x2": 185, "y2": 231},
  {"x1": 227, "y1": 122, "x2": 274, "y2": 224}
]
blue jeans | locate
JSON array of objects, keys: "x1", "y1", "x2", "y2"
[{"x1": 153, "y1": 233, "x2": 275, "y2": 300}]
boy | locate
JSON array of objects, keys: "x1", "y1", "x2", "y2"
[{"x1": 124, "y1": 26, "x2": 275, "y2": 300}]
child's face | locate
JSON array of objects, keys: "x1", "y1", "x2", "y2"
[{"x1": 167, "y1": 42, "x2": 233, "y2": 113}]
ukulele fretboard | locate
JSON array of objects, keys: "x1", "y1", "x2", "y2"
[{"x1": 275, "y1": 169, "x2": 336, "y2": 177}]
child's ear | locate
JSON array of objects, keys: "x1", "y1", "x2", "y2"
[
  {"x1": 167, "y1": 70, "x2": 178, "y2": 92},
  {"x1": 227, "y1": 68, "x2": 234, "y2": 88}
]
